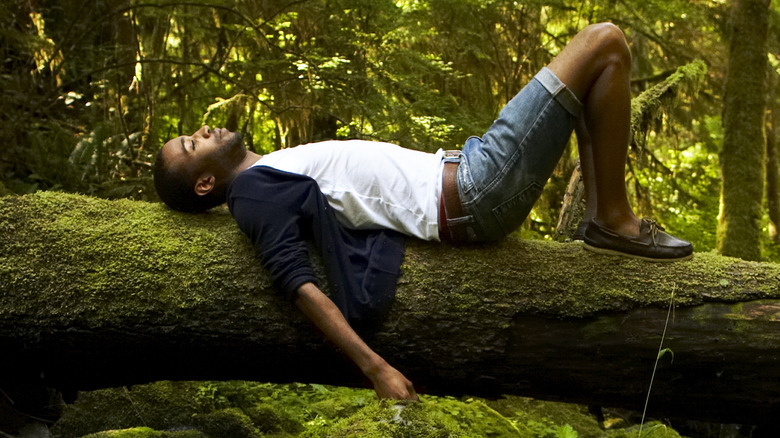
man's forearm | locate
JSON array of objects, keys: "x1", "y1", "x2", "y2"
[
  {"x1": 294, "y1": 282, "x2": 384, "y2": 373},
  {"x1": 293, "y1": 282, "x2": 417, "y2": 400}
]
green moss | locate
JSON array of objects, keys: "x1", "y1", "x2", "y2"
[
  {"x1": 2, "y1": 193, "x2": 776, "y2": 438},
  {"x1": 244, "y1": 403, "x2": 304, "y2": 435},
  {"x1": 308, "y1": 394, "x2": 367, "y2": 420},
  {"x1": 301, "y1": 397, "x2": 523, "y2": 438},
  {"x1": 487, "y1": 395, "x2": 603, "y2": 437},
  {"x1": 53, "y1": 381, "x2": 357, "y2": 438},
  {"x1": 600, "y1": 421, "x2": 682, "y2": 438},
  {"x1": 52, "y1": 380, "x2": 691, "y2": 438},
  {"x1": 193, "y1": 408, "x2": 260, "y2": 438},
  {"x1": 630, "y1": 60, "x2": 707, "y2": 135},
  {"x1": 400, "y1": 238, "x2": 780, "y2": 328},
  {"x1": 52, "y1": 382, "x2": 207, "y2": 437},
  {"x1": 80, "y1": 427, "x2": 207, "y2": 438},
  {"x1": 0, "y1": 192, "x2": 271, "y2": 335},
  {"x1": 4, "y1": 192, "x2": 780, "y2": 334}
]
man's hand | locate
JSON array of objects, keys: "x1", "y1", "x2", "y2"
[
  {"x1": 294, "y1": 282, "x2": 418, "y2": 401},
  {"x1": 366, "y1": 360, "x2": 418, "y2": 400}
]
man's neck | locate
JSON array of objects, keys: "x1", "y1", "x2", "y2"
[{"x1": 236, "y1": 151, "x2": 262, "y2": 174}]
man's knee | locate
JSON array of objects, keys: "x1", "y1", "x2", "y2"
[{"x1": 582, "y1": 22, "x2": 630, "y2": 66}]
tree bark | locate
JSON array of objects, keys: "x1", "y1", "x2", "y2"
[
  {"x1": 1, "y1": 192, "x2": 780, "y2": 426},
  {"x1": 718, "y1": 0, "x2": 770, "y2": 260},
  {"x1": 553, "y1": 160, "x2": 585, "y2": 241},
  {"x1": 767, "y1": 74, "x2": 780, "y2": 243}
]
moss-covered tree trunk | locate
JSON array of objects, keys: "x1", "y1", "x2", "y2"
[
  {"x1": 718, "y1": 0, "x2": 770, "y2": 260},
  {"x1": 767, "y1": 80, "x2": 780, "y2": 243},
  {"x1": 2, "y1": 193, "x2": 780, "y2": 426}
]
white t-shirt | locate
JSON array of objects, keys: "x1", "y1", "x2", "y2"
[{"x1": 253, "y1": 140, "x2": 444, "y2": 241}]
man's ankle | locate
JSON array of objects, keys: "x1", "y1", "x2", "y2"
[{"x1": 594, "y1": 214, "x2": 640, "y2": 236}]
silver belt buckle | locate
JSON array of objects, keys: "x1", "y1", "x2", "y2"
[{"x1": 443, "y1": 149, "x2": 461, "y2": 163}]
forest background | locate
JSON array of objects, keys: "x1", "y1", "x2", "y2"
[{"x1": 2, "y1": 0, "x2": 780, "y2": 262}]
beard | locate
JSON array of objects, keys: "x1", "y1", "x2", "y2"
[
  {"x1": 209, "y1": 131, "x2": 245, "y2": 171},
  {"x1": 219, "y1": 130, "x2": 245, "y2": 158},
  {"x1": 196, "y1": 131, "x2": 247, "y2": 190}
]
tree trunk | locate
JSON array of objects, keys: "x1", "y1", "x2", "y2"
[
  {"x1": 2, "y1": 192, "x2": 780, "y2": 426},
  {"x1": 767, "y1": 75, "x2": 780, "y2": 243},
  {"x1": 718, "y1": 0, "x2": 770, "y2": 260}
]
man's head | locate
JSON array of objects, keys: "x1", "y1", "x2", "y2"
[{"x1": 153, "y1": 126, "x2": 246, "y2": 212}]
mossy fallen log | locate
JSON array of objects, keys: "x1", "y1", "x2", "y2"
[{"x1": 1, "y1": 191, "x2": 779, "y2": 427}]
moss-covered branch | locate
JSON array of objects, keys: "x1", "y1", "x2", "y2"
[
  {"x1": 630, "y1": 59, "x2": 707, "y2": 135},
  {"x1": 1, "y1": 192, "x2": 779, "y2": 426}
]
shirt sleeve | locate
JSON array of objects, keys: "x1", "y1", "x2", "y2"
[
  {"x1": 228, "y1": 172, "x2": 318, "y2": 298},
  {"x1": 227, "y1": 166, "x2": 405, "y2": 325}
]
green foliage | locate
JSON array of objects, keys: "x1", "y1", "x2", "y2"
[
  {"x1": 521, "y1": 421, "x2": 578, "y2": 438},
  {"x1": 487, "y1": 396, "x2": 603, "y2": 437},
  {"x1": 657, "y1": 347, "x2": 674, "y2": 361},
  {"x1": 2, "y1": 0, "x2": 778, "y2": 259},
  {"x1": 600, "y1": 421, "x2": 682, "y2": 438}
]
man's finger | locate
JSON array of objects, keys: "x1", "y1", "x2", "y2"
[{"x1": 406, "y1": 382, "x2": 419, "y2": 401}]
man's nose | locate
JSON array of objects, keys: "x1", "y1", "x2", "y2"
[{"x1": 196, "y1": 125, "x2": 211, "y2": 138}]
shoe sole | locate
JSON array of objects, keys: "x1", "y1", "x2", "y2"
[{"x1": 582, "y1": 243, "x2": 693, "y2": 263}]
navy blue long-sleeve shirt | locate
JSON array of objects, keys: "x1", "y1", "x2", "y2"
[{"x1": 227, "y1": 166, "x2": 405, "y2": 325}]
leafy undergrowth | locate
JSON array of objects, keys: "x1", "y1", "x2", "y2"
[{"x1": 51, "y1": 381, "x2": 682, "y2": 438}]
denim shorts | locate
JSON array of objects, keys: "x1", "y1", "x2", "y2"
[{"x1": 452, "y1": 67, "x2": 583, "y2": 241}]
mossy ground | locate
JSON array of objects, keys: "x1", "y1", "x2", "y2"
[{"x1": 51, "y1": 381, "x2": 685, "y2": 438}]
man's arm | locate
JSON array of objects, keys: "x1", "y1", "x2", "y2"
[{"x1": 294, "y1": 282, "x2": 418, "y2": 400}]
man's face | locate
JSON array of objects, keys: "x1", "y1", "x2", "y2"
[{"x1": 161, "y1": 125, "x2": 245, "y2": 179}]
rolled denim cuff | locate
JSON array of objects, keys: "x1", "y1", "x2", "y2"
[{"x1": 535, "y1": 67, "x2": 583, "y2": 117}]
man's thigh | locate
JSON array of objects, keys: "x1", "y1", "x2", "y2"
[{"x1": 455, "y1": 67, "x2": 581, "y2": 241}]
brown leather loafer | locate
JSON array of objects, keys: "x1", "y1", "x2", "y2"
[
  {"x1": 572, "y1": 220, "x2": 590, "y2": 241},
  {"x1": 582, "y1": 218, "x2": 693, "y2": 262}
]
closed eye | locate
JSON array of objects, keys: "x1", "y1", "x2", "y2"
[{"x1": 179, "y1": 138, "x2": 197, "y2": 153}]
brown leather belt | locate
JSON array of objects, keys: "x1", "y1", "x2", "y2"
[{"x1": 439, "y1": 161, "x2": 466, "y2": 241}]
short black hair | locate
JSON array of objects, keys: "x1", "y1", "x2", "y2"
[{"x1": 153, "y1": 148, "x2": 226, "y2": 213}]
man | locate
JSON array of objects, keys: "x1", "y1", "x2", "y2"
[{"x1": 153, "y1": 23, "x2": 693, "y2": 400}]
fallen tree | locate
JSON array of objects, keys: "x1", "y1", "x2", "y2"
[{"x1": 1, "y1": 191, "x2": 779, "y2": 427}]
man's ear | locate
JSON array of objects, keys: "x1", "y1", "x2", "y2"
[{"x1": 194, "y1": 174, "x2": 216, "y2": 196}]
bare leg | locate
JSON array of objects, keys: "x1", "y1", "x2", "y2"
[
  {"x1": 575, "y1": 115, "x2": 597, "y2": 221},
  {"x1": 547, "y1": 23, "x2": 639, "y2": 236},
  {"x1": 546, "y1": 23, "x2": 692, "y2": 261}
]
